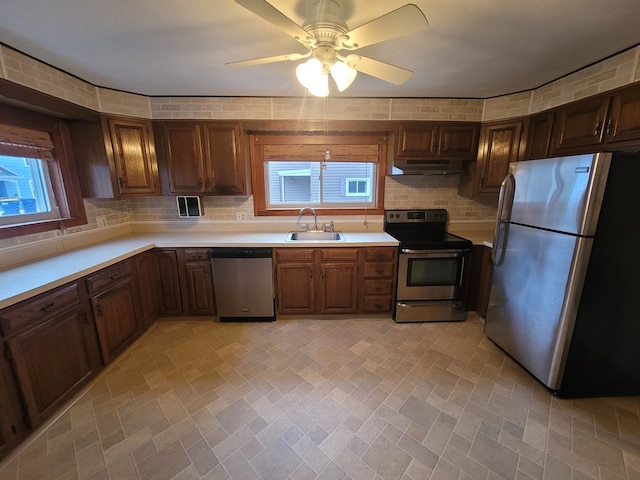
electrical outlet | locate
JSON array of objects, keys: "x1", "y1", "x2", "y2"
[
  {"x1": 96, "y1": 216, "x2": 108, "y2": 228},
  {"x1": 236, "y1": 212, "x2": 247, "y2": 221}
]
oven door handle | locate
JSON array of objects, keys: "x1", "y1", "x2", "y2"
[{"x1": 401, "y1": 248, "x2": 469, "y2": 255}]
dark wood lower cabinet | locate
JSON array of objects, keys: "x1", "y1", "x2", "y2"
[
  {"x1": 180, "y1": 249, "x2": 215, "y2": 316},
  {"x1": 467, "y1": 245, "x2": 494, "y2": 318},
  {"x1": 5, "y1": 308, "x2": 100, "y2": 429},
  {"x1": 154, "y1": 249, "x2": 183, "y2": 315},
  {"x1": 319, "y1": 262, "x2": 358, "y2": 314},
  {"x1": 90, "y1": 277, "x2": 140, "y2": 365},
  {"x1": 135, "y1": 251, "x2": 160, "y2": 327},
  {"x1": 0, "y1": 351, "x2": 26, "y2": 460}
]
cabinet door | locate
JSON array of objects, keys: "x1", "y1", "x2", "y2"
[
  {"x1": 275, "y1": 263, "x2": 315, "y2": 315},
  {"x1": 0, "y1": 353, "x2": 26, "y2": 460},
  {"x1": 319, "y1": 262, "x2": 358, "y2": 314},
  {"x1": 524, "y1": 112, "x2": 554, "y2": 160},
  {"x1": 162, "y1": 123, "x2": 207, "y2": 193},
  {"x1": 552, "y1": 96, "x2": 610, "y2": 151},
  {"x1": 135, "y1": 252, "x2": 159, "y2": 327},
  {"x1": 106, "y1": 117, "x2": 159, "y2": 196},
  {"x1": 396, "y1": 124, "x2": 438, "y2": 157},
  {"x1": 202, "y1": 123, "x2": 246, "y2": 195},
  {"x1": 154, "y1": 249, "x2": 183, "y2": 315},
  {"x1": 605, "y1": 85, "x2": 640, "y2": 144},
  {"x1": 438, "y1": 124, "x2": 480, "y2": 159},
  {"x1": 6, "y1": 310, "x2": 99, "y2": 428},
  {"x1": 184, "y1": 262, "x2": 215, "y2": 315},
  {"x1": 91, "y1": 278, "x2": 140, "y2": 365},
  {"x1": 475, "y1": 121, "x2": 524, "y2": 194}
]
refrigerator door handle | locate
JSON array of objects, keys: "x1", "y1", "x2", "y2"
[{"x1": 492, "y1": 173, "x2": 515, "y2": 266}]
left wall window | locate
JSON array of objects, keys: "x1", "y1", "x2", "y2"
[{"x1": 0, "y1": 105, "x2": 87, "y2": 239}]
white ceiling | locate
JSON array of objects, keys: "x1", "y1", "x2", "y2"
[{"x1": 0, "y1": 0, "x2": 639, "y2": 99}]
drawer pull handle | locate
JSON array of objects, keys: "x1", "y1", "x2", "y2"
[
  {"x1": 375, "y1": 286, "x2": 382, "y2": 292},
  {"x1": 108, "y1": 272, "x2": 119, "y2": 280},
  {"x1": 40, "y1": 302, "x2": 55, "y2": 312},
  {"x1": 192, "y1": 254, "x2": 203, "y2": 260},
  {"x1": 376, "y1": 268, "x2": 384, "y2": 274}
]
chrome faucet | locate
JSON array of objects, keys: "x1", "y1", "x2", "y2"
[{"x1": 297, "y1": 207, "x2": 318, "y2": 232}]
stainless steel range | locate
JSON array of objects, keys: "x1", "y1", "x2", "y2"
[{"x1": 384, "y1": 209, "x2": 472, "y2": 323}]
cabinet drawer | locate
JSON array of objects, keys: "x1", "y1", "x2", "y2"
[
  {"x1": 363, "y1": 262, "x2": 395, "y2": 278},
  {"x1": 361, "y1": 247, "x2": 396, "y2": 262},
  {"x1": 363, "y1": 279, "x2": 394, "y2": 296},
  {"x1": 86, "y1": 260, "x2": 133, "y2": 294},
  {"x1": 274, "y1": 249, "x2": 314, "y2": 262},
  {"x1": 361, "y1": 296, "x2": 393, "y2": 313},
  {"x1": 183, "y1": 248, "x2": 210, "y2": 262},
  {"x1": 0, "y1": 283, "x2": 80, "y2": 336},
  {"x1": 319, "y1": 248, "x2": 358, "y2": 262}
]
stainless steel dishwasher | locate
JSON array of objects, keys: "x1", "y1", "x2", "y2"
[{"x1": 210, "y1": 247, "x2": 275, "y2": 322}]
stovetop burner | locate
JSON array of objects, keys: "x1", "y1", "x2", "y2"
[{"x1": 383, "y1": 209, "x2": 472, "y2": 250}]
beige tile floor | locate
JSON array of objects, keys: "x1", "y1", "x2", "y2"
[{"x1": 1, "y1": 313, "x2": 640, "y2": 480}]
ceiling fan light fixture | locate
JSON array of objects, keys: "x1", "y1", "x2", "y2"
[
  {"x1": 329, "y1": 60, "x2": 357, "y2": 92},
  {"x1": 296, "y1": 57, "x2": 329, "y2": 97}
]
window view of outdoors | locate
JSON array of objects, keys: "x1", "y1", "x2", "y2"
[
  {"x1": 266, "y1": 161, "x2": 375, "y2": 207},
  {"x1": 0, "y1": 155, "x2": 54, "y2": 222}
]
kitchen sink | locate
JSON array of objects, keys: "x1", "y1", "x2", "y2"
[{"x1": 286, "y1": 231, "x2": 345, "y2": 241}]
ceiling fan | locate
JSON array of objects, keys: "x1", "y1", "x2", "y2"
[{"x1": 226, "y1": 0, "x2": 429, "y2": 96}]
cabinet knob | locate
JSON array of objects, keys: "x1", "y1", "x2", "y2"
[
  {"x1": 376, "y1": 268, "x2": 384, "y2": 275},
  {"x1": 108, "y1": 272, "x2": 119, "y2": 280}
]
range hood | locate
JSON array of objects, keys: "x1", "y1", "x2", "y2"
[{"x1": 388, "y1": 158, "x2": 463, "y2": 175}]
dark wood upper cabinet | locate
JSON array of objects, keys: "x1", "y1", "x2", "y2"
[
  {"x1": 459, "y1": 120, "x2": 524, "y2": 196},
  {"x1": 604, "y1": 83, "x2": 640, "y2": 144},
  {"x1": 157, "y1": 121, "x2": 246, "y2": 195},
  {"x1": 70, "y1": 116, "x2": 159, "y2": 198},
  {"x1": 552, "y1": 83, "x2": 640, "y2": 154},
  {"x1": 552, "y1": 96, "x2": 610, "y2": 152},
  {"x1": 396, "y1": 122, "x2": 479, "y2": 160},
  {"x1": 523, "y1": 112, "x2": 555, "y2": 160},
  {"x1": 105, "y1": 117, "x2": 159, "y2": 196}
]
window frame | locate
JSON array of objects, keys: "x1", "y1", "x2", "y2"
[
  {"x1": 249, "y1": 133, "x2": 388, "y2": 216},
  {"x1": 0, "y1": 104, "x2": 87, "y2": 239}
]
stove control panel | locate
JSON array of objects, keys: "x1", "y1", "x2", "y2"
[{"x1": 384, "y1": 209, "x2": 448, "y2": 223}]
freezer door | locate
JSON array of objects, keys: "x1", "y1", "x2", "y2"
[
  {"x1": 485, "y1": 223, "x2": 593, "y2": 389},
  {"x1": 508, "y1": 153, "x2": 611, "y2": 236}
]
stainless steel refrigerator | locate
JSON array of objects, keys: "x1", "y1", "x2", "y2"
[{"x1": 485, "y1": 152, "x2": 640, "y2": 397}]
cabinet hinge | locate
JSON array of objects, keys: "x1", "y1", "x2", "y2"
[
  {"x1": 3, "y1": 347, "x2": 12, "y2": 362},
  {"x1": 23, "y1": 414, "x2": 32, "y2": 429},
  {"x1": 11, "y1": 424, "x2": 17, "y2": 434}
]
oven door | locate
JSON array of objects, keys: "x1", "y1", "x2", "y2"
[{"x1": 397, "y1": 248, "x2": 469, "y2": 301}]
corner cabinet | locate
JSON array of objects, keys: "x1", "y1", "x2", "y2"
[
  {"x1": 70, "y1": 116, "x2": 160, "y2": 198},
  {"x1": 396, "y1": 122, "x2": 479, "y2": 160},
  {"x1": 86, "y1": 259, "x2": 141, "y2": 365},
  {"x1": 523, "y1": 111, "x2": 555, "y2": 160},
  {"x1": 156, "y1": 121, "x2": 246, "y2": 195},
  {"x1": 459, "y1": 119, "x2": 525, "y2": 196}
]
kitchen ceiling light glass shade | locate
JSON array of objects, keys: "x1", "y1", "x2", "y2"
[
  {"x1": 296, "y1": 58, "x2": 329, "y2": 97},
  {"x1": 296, "y1": 57, "x2": 357, "y2": 96},
  {"x1": 329, "y1": 60, "x2": 357, "y2": 91}
]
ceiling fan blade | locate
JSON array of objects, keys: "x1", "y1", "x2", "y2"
[
  {"x1": 339, "y1": 4, "x2": 428, "y2": 50},
  {"x1": 347, "y1": 55, "x2": 413, "y2": 85},
  {"x1": 235, "y1": 0, "x2": 315, "y2": 47},
  {"x1": 226, "y1": 52, "x2": 308, "y2": 68}
]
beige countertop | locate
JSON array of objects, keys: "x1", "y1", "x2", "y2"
[
  {"x1": 0, "y1": 231, "x2": 398, "y2": 309},
  {"x1": 448, "y1": 222, "x2": 495, "y2": 248}
]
